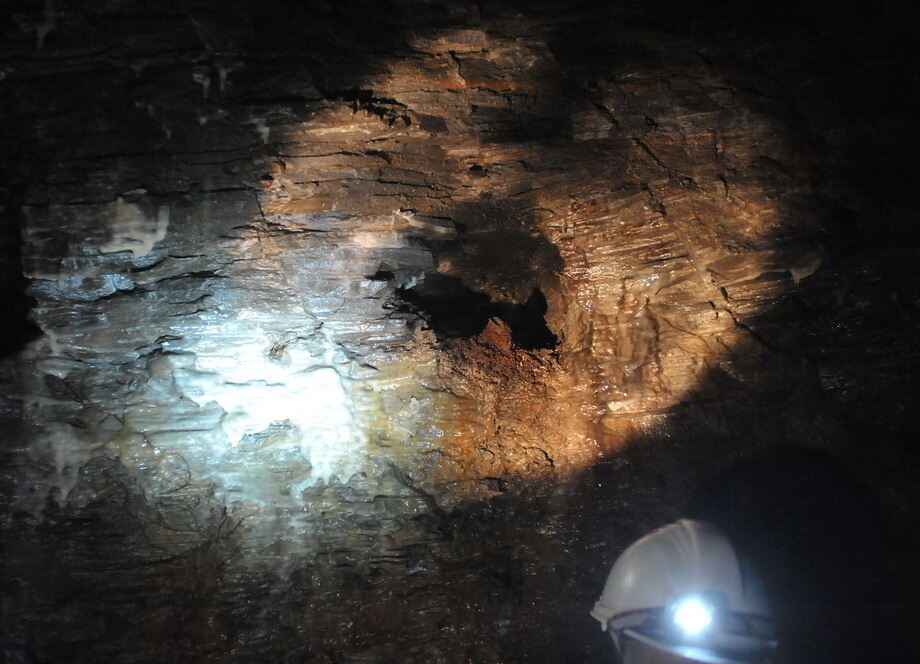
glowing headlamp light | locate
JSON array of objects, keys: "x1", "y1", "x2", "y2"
[{"x1": 671, "y1": 596, "x2": 714, "y2": 636}]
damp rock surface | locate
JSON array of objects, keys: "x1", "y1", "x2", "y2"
[{"x1": 1, "y1": 2, "x2": 918, "y2": 663}]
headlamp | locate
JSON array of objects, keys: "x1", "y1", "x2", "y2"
[{"x1": 672, "y1": 596, "x2": 715, "y2": 635}]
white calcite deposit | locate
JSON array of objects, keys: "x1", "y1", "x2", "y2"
[{"x1": 99, "y1": 197, "x2": 170, "y2": 257}]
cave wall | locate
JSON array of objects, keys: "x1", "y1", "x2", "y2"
[{"x1": 2, "y1": 2, "x2": 918, "y2": 663}]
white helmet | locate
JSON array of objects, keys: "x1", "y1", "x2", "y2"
[{"x1": 591, "y1": 520, "x2": 777, "y2": 664}]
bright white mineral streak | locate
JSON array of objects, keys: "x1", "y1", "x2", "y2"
[
  {"x1": 99, "y1": 197, "x2": 170, "y2": 257},
  {"x1": 18, "y1": 193, "x2": 425, "y2": 513},
  {"x1": 169, "y1": 315, "x2": 359, "y2": 488}
]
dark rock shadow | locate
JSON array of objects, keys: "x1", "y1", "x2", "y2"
[
  {"x1": 0, "y1": 104, "x2": 43, "y2": 358},
  {"x1": 686, "y1": 445, "x2": 905, "y2": 664},
  {"x1": 534, "y1": 361, "x2": 920, "y2": 663}
]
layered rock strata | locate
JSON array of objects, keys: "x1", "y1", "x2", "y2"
[{"x1": 1, "y1": 2, "x2": 917, "y2": 662}]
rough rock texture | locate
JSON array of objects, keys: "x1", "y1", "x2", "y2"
[{"x1": 2, "y1": 2, "x2": 918, "y2": 663}]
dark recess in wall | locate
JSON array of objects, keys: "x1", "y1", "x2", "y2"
[
  {"x1": 0, "y1": 211, "x2": 40, "y2": 358},
  {"x1": 392, "y1": 274, "x2": 558, "y2": 350},
  {"x1": 0, "y1": 127, "x2": 41, "y2": 358}
]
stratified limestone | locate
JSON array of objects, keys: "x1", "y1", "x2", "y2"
[{"x1": 1, "y1": 2, "x2": 917, "y2": 663}]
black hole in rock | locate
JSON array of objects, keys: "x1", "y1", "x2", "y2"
[
  {"x1": 0, "y1": 289, "x2": 40, "y2": 359},
  {"x1": 393, "y1": 274, "x2": 557, "y2": 350},
  {"x1": 368, "y1": 269, "x2": 395, "y2": 281},
  {"x1": 1, "y1": 215, "x2": 41, "y2": 359},
  {"x1": 501, "y1": 289, "x2": 557, "y2": 350}
]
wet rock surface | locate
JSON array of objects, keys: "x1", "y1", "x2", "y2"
[{"x1": 1, "y1": 1, "x2": 918, "y2": 662}]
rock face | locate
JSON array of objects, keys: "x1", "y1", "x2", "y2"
[{"x1": 1, "y1": 2, "x2": 918, "y2": 663}]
